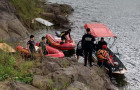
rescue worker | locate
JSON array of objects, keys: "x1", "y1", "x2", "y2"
[
  {"x1": 96, "y1": 45, "x2": 115, "y2": 79},
  {"x1": 82, "y1": 28, "x2": 95, "y2": 67},
  {"x1": 39, "y1": 36, "x2": 48, "y2": 56},
  {"x1": 76, "y1": 40, "x2": 84, "y2": 61},
  {"x1": 60, "y1": 29, "x2": 72, "y2": 44},
  {"x1": 98, "y1": 37, "x2": 107, "y2": 50},
  {"x1": 27, "y1": 35, "x2": 35, "y2": 60}
]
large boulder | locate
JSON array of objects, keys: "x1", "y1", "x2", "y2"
[
  {"x1": 31, "y1": 57, "x2": 118, "y2": 90},
  {"x1": 67, "y1": 81, "x2": 89, "y2": 90},
  {"x1": 1, "y1": 81, "x2": 39, "y2": 90},
  {"x1": 0, "y1": 81, "x2": 11, "y2": 90},
  {"x1": 32, "y1": 75, "x2": 54, "y2": 90},
  {"x1": 41, "y1": 3, "x2": 73, "y2": 28},
  {"x1": 0, "y1": 0, "x2": 29, "y2": 42}
]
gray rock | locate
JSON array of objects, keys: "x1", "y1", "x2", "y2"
[
  {"x1": 67, "y1": 81, "x2": 89, "y2": 90},
  {"x1": 9, "y1": 81, "x2": 39, "y2": 90},
  {"x1": 32, "y1": 75, "x2": 54, "y2": 90},
  {"x1": 0, "y1": 0, "x2": 29, "y2": 42}
]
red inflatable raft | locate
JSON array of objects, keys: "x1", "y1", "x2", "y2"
[
  {"x1": 46, "y1": 34, "x2": 76, "y2": 50},
  {"x1": 16, "y1": 43, "x2": 64, "y2": 58}
]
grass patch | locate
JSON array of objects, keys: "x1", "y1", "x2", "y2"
[
  {"x1": 8, "y1": 0, "x2": 44, "y2": 28},
  {"x1": 60, "y1": 60, "x2": 69, "y2": 68},
  {"x1": 0, "y1": 48, "x2": 39, "y2": 84}
]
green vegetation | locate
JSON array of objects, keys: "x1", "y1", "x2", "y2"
[
  {"x1": 60, "y1": 60, "x2": 69, "y2": 68},
  {"x1": 0, "y1": 50, "x2": 38, "y2": 84},
  {"x1": 46, "y1": 77, "x2": 55, "y2": 90},
  {"x1": 8, "y1": 0, "x2": 44, "y2": 28}
]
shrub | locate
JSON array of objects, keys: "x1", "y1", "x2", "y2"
[
  {"x1": 8, "y1": 0, "x2": 44, "y2": 28},
  {"x1": 0, "y1": 48, "x2": 37, "y2": 84}
]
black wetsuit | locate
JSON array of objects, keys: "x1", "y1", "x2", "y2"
[
  {"x1": 61, "y1": 31, "x2": 71, "y2": 40},
  {"x1": 98, "y1": 41, "x2": 107, "y2": 49},
  {"x1": 98, "y1": 59, "x2": 113, "y2": 78},
  {"x1": 76, "y1": 40, "x2": 83, "y2": 56},
  {"x1": 82, "y1": 34, "x2": 95, "y2": 66}
]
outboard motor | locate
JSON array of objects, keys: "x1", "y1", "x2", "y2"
[{"x1": 55, "y1": 31, "x2": 61, "y2": 37}]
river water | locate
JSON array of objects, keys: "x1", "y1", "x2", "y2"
[{"x1": 29, "y1": 0, "x2": 140, "y2": 89}]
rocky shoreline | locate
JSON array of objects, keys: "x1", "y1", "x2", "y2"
[
  {"x1": 0, "y1": 0, "x2": 73, "y2": 42},
  {"x1": 0, "y1": 57, "x2": 118, "y2": 90},
  {"x1": 0, "y1": 0, "x2": 118, "y2": 90}
]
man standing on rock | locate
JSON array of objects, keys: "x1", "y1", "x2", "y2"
[
  {"x1": 82, "y1": 28, "x2": 95, "y2": 67},
  {"x1": 39, "y1": 36, "x2": 48, "y2": 56},
  {"x1": 27, "y1": 35, "x2": 35, "y2": 60}
]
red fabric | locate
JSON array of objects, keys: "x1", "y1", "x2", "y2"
[{"x1": 84, "y1": 23, "x2": 116, "y2": 38}]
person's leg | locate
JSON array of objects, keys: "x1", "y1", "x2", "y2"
[
  {"x1": 97, "y1": 60, "x2": 102, "y2": 67},
  {"x1": 60, "y1": 36, "x2": 65, "y2": 44},
  {"x1": 84, "y1": 49, "x2": 88, "y2": 66},
  {"x1": 88, "y1": 49, "x2": 93, "y2": 66},
  {"x1": 65, "y1": 36, "x2": 68, "y2": 43},
  {"x1": 76, "y1": 56, "x2": 79, "y2": 61},
  {"x1": 30, "y1": 49, "x2": 35, "y2": 60},
  {"x1": 103, "y1": 60, "x2": 113, "y2": 78}
]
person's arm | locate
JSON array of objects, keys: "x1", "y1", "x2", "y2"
[
  {"x1": 92, "y1": 36, "x2": 95, "y2": 49},
  {"x1": 82, "y1": 35, "x2": 85, "y2": 50},
  {"x1": 39, "y1": 43, "x2": 44, "y2": 56},
  {"x1": 105, "y1": 41, "x2": 107, "y2": 45},
  {"x1": 69, "y1": 33, "x2": 72, "y2": 40},
  {"x1": 106, "y1": 53, "x2": 114, "y2": 66},
  {"x1": 27, "y1": 42, "x2": 31, "y2": 53}
]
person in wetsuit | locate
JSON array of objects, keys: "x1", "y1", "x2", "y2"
[
  {"x1": 82, "y1": 28, "x2": 95, "y2": 67},
  {"x1": 39, "y1": 36, "x2": 48, "y2": 56},
  {"x1": 27, "y1": 35, "x2": 35, "y2": 60},
  {"x1": 76, "y1": 40, "x2": 84, "y2": 61},
  {"x1": 60, "y1": 29, "x2": 72, "y2": 44},
  {"x1": 98, "y1": 37, "x2": 107, "y2": 50}
]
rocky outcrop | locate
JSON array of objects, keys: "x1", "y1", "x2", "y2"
[
  {"x1": 67, "y1": 81, "x2": 89, "y2": 90},
  {"x1": 0, "y1": 57, "x2": 118, "y2": 90},
  {"x1": 0, "y1": 0, "x2": 29, "y2": 42},
  {"x1": 0, "y1": 81, "x2": 39, "y2": 90},
  {"x1": 31, "y1": 57, "x2": 118, "y2": 90},
  {"x1": 41, "y1": 3, "x2": 74, "y2": 28}
]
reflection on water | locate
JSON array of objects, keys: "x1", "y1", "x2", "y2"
[{"x1": 114, "y1": 74, "x2": 128, "y2": 87}]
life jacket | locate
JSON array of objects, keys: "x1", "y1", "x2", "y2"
[
  {"x1": 96, "y1": 49, "x2": 108, "y2": 62},
  {"x1": 60, "y1": 31, "x2": 65, "y2": 36}
]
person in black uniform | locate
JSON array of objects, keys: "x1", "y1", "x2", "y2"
[
  {"x1": 39, "y1": 36, "x2": 48, "y2": 56},
  {"x1": 98, "y1": 37, "x2": 107, "y2": 49},
  {"x1": 60, "y1": 29, "x2": 72, "y2": 44},
  {"x1": 27, "y1": 35, "x2": 35, "y2": 60},
  {"x1": 76, "y1": 40, "x2": 84, "y2": 61},
  {"x1": 82, "y1": 28, "x2": 95, "y2": 66}
]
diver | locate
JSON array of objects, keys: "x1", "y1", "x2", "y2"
[
  {"x1": 82, "y1": 28, "x2": 95, "y2": 67},
  {"x1": 76, "y1": 40, "x2": 84, "y2": 61},
  {"x1": 60, "y1": 29, "x2": 72, "y2": 44}
]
